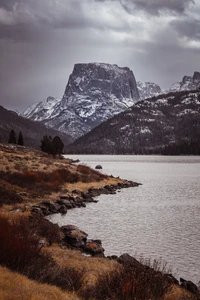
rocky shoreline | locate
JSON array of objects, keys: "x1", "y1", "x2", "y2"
[
  {"x1": 31, "y1": 180, "x2": 141, "y2": 257},
  {"x1": 31, "y1": 180, "x2": 140, "y2": 217},
  {"x1": 31, "y1": 179, "x2": 199, "y2": 297}
]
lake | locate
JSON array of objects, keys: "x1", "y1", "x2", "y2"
[{"x1": 49, "y1": 155, "x2": 200, "y2": 283}]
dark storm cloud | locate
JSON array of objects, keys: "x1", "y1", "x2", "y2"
[
  {"x1": 0, "y1": 0, "x2": 17, "y2": 10},
  {"x1": 0, "y1": 0, "x2": 86, "y2": 42},
  {"x1": 97, "y1": 0, "x2": 194, "y2": 15},
  {"x1": 0, "y1": 23, "x2": 44, "y2": 42},
  {"x1": 171, "y1": 18, "x2": 200, "y2": 40},
  {"x1": 124, "y1": 0, "x2": 194, "y2": 14}
]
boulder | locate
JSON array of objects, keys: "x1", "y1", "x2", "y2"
[
  {"x1": 118, "y1": 253, "x2": 143, "y2": 268},
  {"x1": 95, "y1": 165, "x2": 102, "y2": 169},
  {"x1": 82, "y1": 193, "x2": 95, "y2": 203},
  {"x1": 164, "y1": 274, "x2": 179, "y2": 285},
  {"x1": 85, "y1": 240, "x2": 105, "y2": 256},
  {"x1": 61, "y1": 225, "x2": 88, "y2": 249},
  {"x1": 31, "y1": 206, "x2": 44, "y2": 217},
  {"x1": 58, "y1": 205, "x2": 67, "y2": 214},
  {"x1": 180, "y1": 278, "x2": 198, "y2": 294},
  {"x1": 41, "y1": 200, "x2": 61, "y2": 213}
]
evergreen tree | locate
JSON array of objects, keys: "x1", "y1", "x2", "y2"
[
  {"x1": 8, "y1": 130, "x2": 16, "y2": 144},
  {"x1": 52, "y1": 136, "x2": 64, "y2": 155},
  {"x1": 18, "y1": 131, "x2": 24, "y2": 146},
  {"x1": 40, "y1": 135, "x2": 54, "y2": 154}
]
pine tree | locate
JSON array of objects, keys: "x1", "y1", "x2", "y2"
[
  {"x1": 18, "y1": 131, "x2": 24, "y2": 146},
  {"x1": 8, "y1": 130, "x2": 16, "y2": 144},
  {"x1": 40, "y1": 135, "x2": 54, "y2": 154},
  {"x1": 52, "y1": 136, "x2": 64, "y2": 155}
]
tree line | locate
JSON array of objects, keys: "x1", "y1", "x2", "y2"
[
  {"x1": 40, "y1": 135, "x2": 64, "y2": 155},
  {"x1": 8, "y1": 130, "x2": 24, "y2": 146},
  {"x1": 8, "y1": 130, "x2": 64, "y2": 155}
]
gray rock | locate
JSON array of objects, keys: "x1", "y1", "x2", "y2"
[
  {"x1": 85, "y1": 240, "x2": 105, "y2": 256},
  {"x1": 61, "y1": 225, "x2": 88, "y2": 249},
  {"x1": 95, "y1": 165, "x2": 102, "y2": 169},
  {"x1": 118, "y1": 253, "x2": 142, "y2": 268},
  {"x1": 59, "y1": 205, "x2": 67, "y2": 214},
  {"x1": 180, "y1": 278, "x2": 198, "y2": 294}
]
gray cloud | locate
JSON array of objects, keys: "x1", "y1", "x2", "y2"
[
  {"x1": 171, "y1": 18, "x2": 200, "y2": 40},
  {"x1": 130, "y1": 0, "x2": 193, "y2": 14},
  {"x1": 97, "y1": 0, "x2": 194, "y2": 15},
  {"x1": 0, "y1": 0, "x2": 200, "y2": 113},
  {"x1": 0, "y1": 0, "x2": 131, "y2": 42}
]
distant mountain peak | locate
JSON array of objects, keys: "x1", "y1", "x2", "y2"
[
  {"x1": 171, "y1": 71, "x2": 200, "y2": 92},
  {"x1": 137, "y1": 81, "x2": 162, "y2": 99},
  {"x1": 193, "y1": 71, "x2": 200, "y2": 81}
]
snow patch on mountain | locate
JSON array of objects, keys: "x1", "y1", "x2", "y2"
[
  {"x1": 137, "y1": 81, "x2": 162, "y2": 99},
  {"x1": 170, "y1": 72, "x2": 200, "y2": 92}
]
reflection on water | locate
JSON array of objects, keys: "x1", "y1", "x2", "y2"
[{"x1": 50, "y1": 155, "x2": 200, "y2": 282}]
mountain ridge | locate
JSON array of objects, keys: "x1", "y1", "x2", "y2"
[
  {"x1": 67, "y1": 89, "x2": 200, "y2": 154},
  {"x1": 0, "y1": 105, "x2": 73, "y2": 149},
  {"x1": 170, "y1": 71, "x2": 200, "y2": 92}
]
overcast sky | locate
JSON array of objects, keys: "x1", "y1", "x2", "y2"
[{"x1": 0, "y1": 0, "x2": 200, "y2": 112}]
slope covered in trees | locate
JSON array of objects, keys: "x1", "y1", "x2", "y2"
[
  {"x1": 68, "y1": 90, "x2": 200, "y2": 155},
  {"x1": 0, "y1": 105, "x2": 73, "y2": 149}
]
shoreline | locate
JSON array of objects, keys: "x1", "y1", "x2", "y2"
[{"x1": 0, "y1": 143, "x2": 199, "y2": 299}]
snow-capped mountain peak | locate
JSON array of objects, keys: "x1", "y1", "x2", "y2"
[
  {"x1": 170, "y1": 71, "x2": 200, "y2": 92},
  {"x1": 22, "y1": 62, "x2": 141, "y2": 138},
  {"x1": 137, "y1": 81, "x2": 162, "y2": 99}
]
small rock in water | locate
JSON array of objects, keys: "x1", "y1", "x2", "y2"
[{"x1": 95, "y1": 165, "x2": 102, "y2": 169}]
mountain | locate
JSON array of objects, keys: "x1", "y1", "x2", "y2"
[
  {"x1": 67, "y1": 90, "x2": 200, "y2": 154},
  {"x1": 22, "y1": 96, "x2": 61, "y2": 122},
  {"x1": 0, "y1": 105, "x2": 73, "y2": 149},
  {"x1": 171, "y1": 72, "x2": 200, "y2": 91},
  {"x1": 23, "y1": 63, "x2": 141, "y2": 139},
  {"x1": 137, "y1": 81, "x2": 162, "y2": 99}
]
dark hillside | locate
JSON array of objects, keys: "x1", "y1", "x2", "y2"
[
  {"x1": 0, "y1": 105, "x2": 73, "y2": 149},
  {"x1": 67, "y1": 90, "x2": 200, "y2": 154}
]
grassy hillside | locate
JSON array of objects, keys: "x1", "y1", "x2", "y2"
[{"x1": 0, "y1": 142, "x2": 198, "y2": 300}]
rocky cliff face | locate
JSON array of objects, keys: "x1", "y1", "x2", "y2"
[
  {"x1": 170, "y1": 72, "x2": 200, "y2": 91},
  {"x1": 23, "y1": 63, "x2": 140, "y2": 139},
  {"x1": 137, "y1": 81, "x2": 162, "y2": 99}
]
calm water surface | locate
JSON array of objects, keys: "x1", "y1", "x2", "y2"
[{"x1": 50, "y1": 155, "x2": 200, "y2": 282}]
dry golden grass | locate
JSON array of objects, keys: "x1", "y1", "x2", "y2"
[
  {"x1": 0, "y1": 143, "x2": 125, "y2": 213},
  {"x1": 0, "y1": 266, "x2": 80, "y2": 300},
  {"x1": 163, "y1": 284, "x2": 198, "y2": 300},
  {"x1": 0, "y1": 143, "x2": 72, "y2": 173},
  {"x1": 43, "y1": 244, "x2": 120, "y2": 297},
  {"x1": 65, "y1": 176, "x2": 123, "y2": 193},
  {"x1": 45, "y1": 244, "x2": 119, "y2": 284}
]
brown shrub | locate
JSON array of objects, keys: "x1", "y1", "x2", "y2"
[
  {"x1": 77, "y1": 165, "x2": 107, "y2": 183},
  {"x1": 80, "y1": 263, "x2": 172, "y2": 300},
  {"x1": 0, "y1": 185, "x2": 23, "y2": 206},
  {"x1": 0, "y1": 214, "x2": 42, "y2": 273},
  {"x1": 0, "y1": 169, "x2": 81, "y2": 196},
  {"x1": 29, "y1": 216, "x2": 62, "y2": 244}
]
